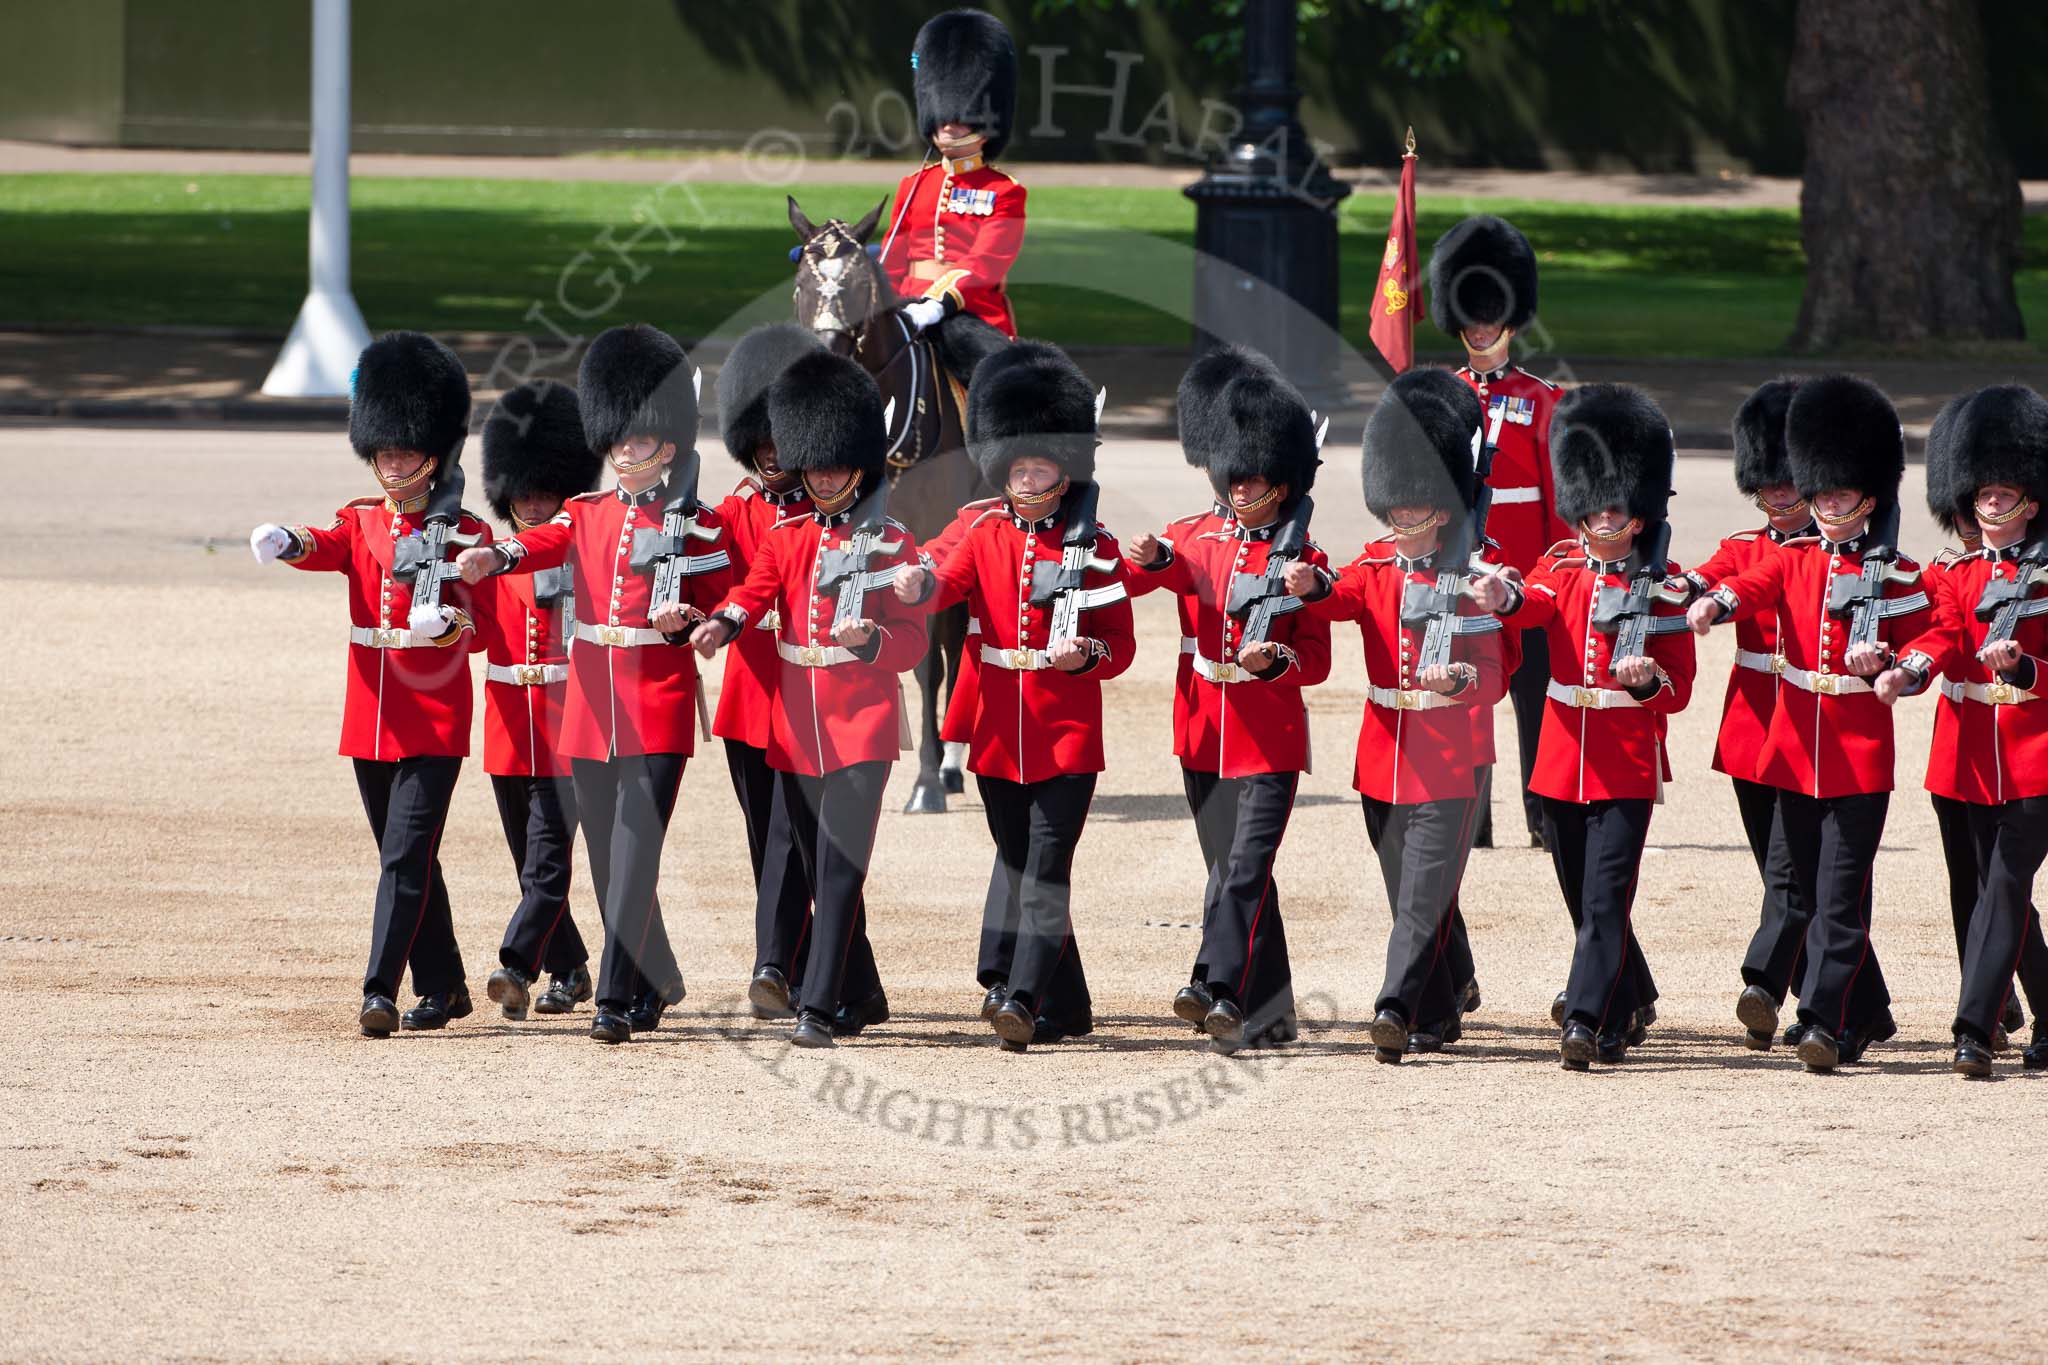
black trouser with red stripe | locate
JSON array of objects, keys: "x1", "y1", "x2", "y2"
[
  {"x1": 1540, "y1": 796, "x2": 1658, "y2": 1032},
  {"x1": 1956, "y1": 796, "x2": 2048, "y2": 1043},
  {"x1": 1362, "y1": 795, "x2": 1479, "y2": 1030},
  {"x1": 1186, "y1": 770, "x2": 1298, "y2": 1034},
  {"x1": 572, "y1": 753, "x2": 687, "y2": 1015},
  {"x1": 490, "y1": 773, "x2": 588, "y2": 979},
  {"x1": 779, "y1": 760, "x2": 889, "y2": 1019},
  {"x1": 978, "y1": 772, "x2": 1094, "y2": 1028},
  {"x1": 722, "y1": 740, "x2": 814, "y2": 986},
  {"x1": 1734, "y1": 777, "x2": 1808, "y2": 1002},
  {"x1": 1933, "y1": 793, "x2": 2042, "y2": 1028},
  {"x1": 1775, "y1": 791, "x2": 1892, "y2": 1037},
  {"x1": 353, "y1": 756, "x2": 466, "y2": 1001}
]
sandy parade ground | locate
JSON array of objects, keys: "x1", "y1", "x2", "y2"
[{"x1": 3, "y1": 422, "x2": 2044, "y2": 1362}]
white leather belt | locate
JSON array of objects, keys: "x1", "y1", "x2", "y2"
[
  {"x1": 575, "y1": 623, "x2": 670, "y2": 648},
  {"x1": 1179, "y1": 635, "x2": 1196, "y2": 655},
  {"x1": 1778, "y1": 664, "x2": 1871, "y2": 696},
  {"x1": 1491, "y1": 486, "x2": 1541, "y2": 505},
  {"x1": 1191, "y1": 651, "x2": 1253, "y2": 684},
  {"x1": 1940, "y1": 678, "x2": 2038, "y2": 706},
  {"x1": 487, "y1": 662, "x2": 568, "y2": 686},
  {"x1": 981, "y1": 643, "x2": 1055, "y2": 671},
  {"x1": 1369, "y1": 684, "x2": 1456, "y2": 711},
  {"x1": 1735, "y1": 649, "x2": 1783, "y2": 675},
  {"x1": 1547, "y1": 679, "x2": 1643, "y2": 710},
  {"x1": 350, "y1": 625, "x2": 430, "y2": 649},
  {"x1": 778, "y1": 639, "x2": 860, "y2": 668}
]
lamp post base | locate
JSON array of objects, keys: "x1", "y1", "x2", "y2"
[{"x1": 261, "y1": 288, "x2": 371, "y2": 398}]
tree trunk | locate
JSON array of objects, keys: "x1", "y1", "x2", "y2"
[{"x1": 1788, "y1": 0, "x2": 2024, "y2": 351}]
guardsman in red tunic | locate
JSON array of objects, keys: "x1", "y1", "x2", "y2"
[
  {"x1": 1878, "y1": 384, "x2": 2048, "y2": 1075},
  {"x1": 1676, "y1": 380, "x2": 1816, "y2": 1048},
  {"x1": 1128, "y1": 348, "x2": 1328, "y2": 1050},
  {"x1": 878, "y1": 8, "x2": 1025, "y2": 383},
  {"x1": 713, "y1": 325, "x2": 887, "y2": 1035},
  {"x1": 898, "y1": 342, "x2": 1134, "y2": 1052},
  {"x1": 1906, "y1": 393, "x2": 2037, "y2": 1053},
  {"x1": 1291, "y1": 369, "x2": 1515, "y2": 1062},
  {"x1": 1690, "y1": 376, "x2": 1928, "y2": 1072},
  {"x1": 1490, "y1": 385, "x2": 1695, "y2": 1070},
  {"x1": 1428, "y1": 216, "x2": 1571, "y2": 849},
  {"x1": 249, "y1": 332, "x2": 485, "y2": 1037},
  {"x1": 459, "y1": 325, "x2": 732, "y2": 1045},
  {"x1": 693, "y1": 350, "x2": 926, "y2": 1049},
  {"x1": 1119, "y1": 347, "x2": 1242, "y2": 1019},
  {"x1": 475, "y1": 380, "x2": 601, "y2": 1021}
]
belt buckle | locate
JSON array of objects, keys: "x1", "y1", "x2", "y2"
[
  {"x1": 799, "y1": 645, "x2": 825, "y2": 667},
  {"x1": 370, "y1": 627, "x2": 401, "y2": 649},
  {"x1": 1397, "y1": 689, "x2": 1423, "y2": 711},
  {"x1": 1215, "y1": 662, "x2": 1240, "y2": 683},
  {"x1": 1008, "y1": 648, "x2": 1033, "y2": 670},
  {"x1": 597, "y1": 625, "x2": 627, "y2": 647},
  {"x1": 1987, "y1": 681, "x2": 2016, "y2": 705},
  {"x1": 1770, "y1": 655, "x2": 1787, "y2": 675},
  {"x1": 1572, "y1": 687, "x2": 1596, "y2": 709},
  {"x1": 1811, "y1": 672, "x2": 1838, "y2": 696},
  {"x1": 517, "y1": 664, "x2": 546, "y2": 686}
]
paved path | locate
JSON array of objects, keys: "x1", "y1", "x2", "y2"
[
  {"x1": 0, "y1": 326, "x2": 2024, "y2": 450},
  {"x1": 11, "y1": 138, "x2": 2047, "y2": 208}
]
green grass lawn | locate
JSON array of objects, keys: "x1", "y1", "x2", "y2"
[{"x1": 1, "y1": 172, "x2": 2042, "y2": 360}]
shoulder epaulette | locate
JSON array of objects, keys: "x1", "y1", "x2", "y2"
[
  {"x1": 987, "y1": 166, "x2": 1022, "y2": 188},
  {"x1": 1726, "y1": 530, "x2": 1760, "y2": 543},
  {"x1": 1170, "y1": 510, "x2": 1210, "y2": 528},
  {"x1": 731, "y1": 479, "x2": 758, "y2": 501},
  {"x1": 1543, "y1": 538, "x2": 1578, "y2": 558},
  {"x1": 1780, "y1": 534, "x2": 1822, "y2": 548},
  {"x1": 1518, "y1": 368, "x2": 1563, "y2": 393},
  {"x1": 962, "y1": 496, "x2": 1003, "y2": 512},
  {"x1": 570, "y1": 490, "x2": 608, "y2": 504},
  {"x1": 968, "y1": 505, "x2": 1008, "y2": 529},
  {"x1": 771, "y1": 511, "x2": 811, "y2": 529},
  {"x1": 343, "y1": 496, "x2": 381, "y2": 510}
]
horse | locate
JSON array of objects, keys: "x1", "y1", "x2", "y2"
[{"x1": 787, "y1": 193, "x2": 992, "y2": 813}]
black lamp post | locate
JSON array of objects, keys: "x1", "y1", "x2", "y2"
[{"x1": 1183, "y1": 0, "x2": 1350, "y2": 393}]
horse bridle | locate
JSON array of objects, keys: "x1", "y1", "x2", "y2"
[
  {"x1": 794, "y1": 222, "x2": 930, "y2": 473},
  {"x1": 794, "y1": 220, "x2": 881, "y2": 338}
]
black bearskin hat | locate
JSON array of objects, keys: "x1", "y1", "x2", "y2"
[
  {"x1": 577, "y1": 323, "x2": 698, "y2": 456},
  {"x1": 1195, "y1": 356, "x2": 1319, "y2": 502},
  {"x1": 914, "y1": 9, "x2": 1018, "y2": 161},
  {"x1": 765, "y1": 348, "x2": 887, "y2": 487},
  {"x1": 1784, "y1": 374, "x2": 1904, "y2": 508},
  {"x1": 717, "y1": 323, "x2": 825, "y2": 467},
  {"x1": 348, "y1": 330, "x2": 471, "y2": 469},
  {"x1": 1549, "y1": 383, "x2": 1675, "y2": 526},
  {"x1": 1176, "y1": 345, "x2": 1275, "y2": 472},
  {"x1": 1428, "y1": 215, "x2": 1538, "y2": 338},
  {"x1": 1362, "y1": 368, "x2": 1486, "y2": 521},
  {"x1": 1732, "y1": 378, "x2": 1801, "y2": 496},
  {"x1": 967, "y1": 340, "x2": 1099, "y2": 487},
  {"x1": 1945, "y1": 384, "x2": 2048, "y2": 519},
  {"x1": 481, "y1": 380, "x2": 600, "y2": 524},
  {"x1": 1923, "y1": 391, "x2": 1973, "y2": 537}
]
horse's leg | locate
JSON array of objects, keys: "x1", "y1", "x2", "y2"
[
  {"x1": 939, "y1": 604, "x2": 967, "y2": 793},
  {"x1": 903, "y1": 632, "x2": 949, "y2": 814}
]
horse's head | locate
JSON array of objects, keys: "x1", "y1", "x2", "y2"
[{"x1": 788, "y1": 194, "x2": 897, "y2": 358}]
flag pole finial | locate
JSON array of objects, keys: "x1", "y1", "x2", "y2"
[{"x1": 1404, "y1": 126, "x2": 1417, "y2": 157}]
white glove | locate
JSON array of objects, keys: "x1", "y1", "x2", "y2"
[
  {"x1": 408, "y1": 604, "x2": 455, "y2": 638},
  {"x1": 903, "y1": 298, "x2": 945, "y2": 331},
  {"x1": 250, "y1": 523, "x2": 293, "y2": 563}
]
